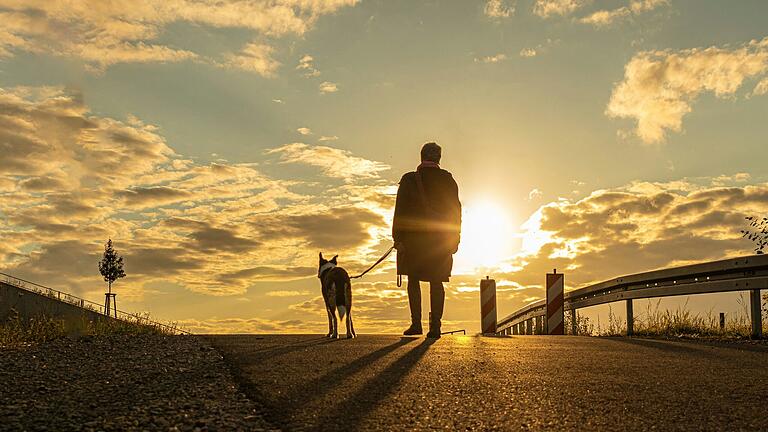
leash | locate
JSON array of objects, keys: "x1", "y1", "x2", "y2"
[{"x1": 350, "y1": 245, "x2": 396, "y2": 280}]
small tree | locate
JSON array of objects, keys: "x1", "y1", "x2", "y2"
[
  {"x1": 741, "y1": 216, "x2": 768, "y2": 255},
  {"x1": 98, "y1": 239, "x2": 126, "y2": 293}
]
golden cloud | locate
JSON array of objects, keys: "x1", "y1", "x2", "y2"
[
  {"x1": 0, "y1": 0, "x2": 359, "y2": 71},
  {"x1": 0, "y1": 85, "x2": 393, "y2": 302},
  {"x1": 266, "y1": 143, "x2": 390, "y2": 181},
  {"x1": 533, "y1": 0, "x2": 589, "y2": 18},
  {"x1": 484, "y1": 0, "x2": 514, "y2": 18},
  {"x1": 607, "y1": 37, "x2": 768, "y2": 143}
]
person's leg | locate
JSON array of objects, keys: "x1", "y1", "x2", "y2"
[
  {"x1": 404, "y1": 276, "x2": 423, "y2": 335},
  {"x1": 427, "y1": 281, "x2": 445, "y2": 338}
]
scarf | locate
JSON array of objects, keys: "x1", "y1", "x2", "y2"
[{"x1": 417, "y1": 161, "x2": 440, "y2": 170}]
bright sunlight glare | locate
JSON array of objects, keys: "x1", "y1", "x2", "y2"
[{"x1": 454, "y1": 201, "x2": 515, "y2": 272}]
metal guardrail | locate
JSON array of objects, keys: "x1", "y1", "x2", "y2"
[
  {"x1": 0, "y1": 272, "x2": 190, "y2": 334},
  {"x1": 496, "y1": 254, "x2": 768, "y2": 337}
]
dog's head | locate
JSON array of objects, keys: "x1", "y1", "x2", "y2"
[{"x1": 318, "y1": 252, "x2": 338, "y2": 279}]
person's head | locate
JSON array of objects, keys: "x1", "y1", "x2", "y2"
[{"x1": 420, "y1": 142, "x2": 441, "y2": 163}]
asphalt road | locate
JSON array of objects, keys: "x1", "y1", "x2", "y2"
[{"x1": 205, "y1": 334, "x2": 768, "y2": 431}]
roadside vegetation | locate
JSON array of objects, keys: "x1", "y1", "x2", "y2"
[
  {"x1": 565, "y1": 295, "x2": 766, "y2": 339},
  {"x1": 0, "y1": 309, "x2": 184, "y2": 348}
]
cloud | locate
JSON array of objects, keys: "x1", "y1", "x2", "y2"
[
  {"x1": 296, "y1": 54, "x2": 321, "y2": 77},
  {"x1": 0, "y1": 0, "x2": 359, "y2": 71},
  {"x1": 606, "y1": 37, "x2": 768, "y2": 143},
  {"x1": 267, "y1": 143, "x2": 390, "y2": 181},
  {"x1": 533, "y1": 0, "x2": 589, "y2": 18},
  {"x1": 504, "y1": 177, "x2": 768, "y2": 293},
  {"x1": 123, "y1": 247, "x2": 203, "y2": 277},
  {"x1": 164, "y1": 218, "x2": 260, "y2": 254},
  {"x1": 222, "y1": 42, "x2": 280, "y2": 77},
  {"x1": 119, "y1": 186, "x2": 193, "y2": 208},
  {"x1": 318, "y1": 135, "x2": 339, "y2": 141},
  {"x1": 519, "y1": 48, "x2": 537, "y2": 58},
  {"x1": 319, "y1": 81, "x2": 339, "y2": 94},
  {"x1": 256, "y1": 207, "x2": 385, "y2": 249},
  {"x1": 579, "y1": 0, "x2": 667, "y2": 27},
  {"x1": 484, "y1": 0, "x2": 514, "y2": 18},
  {"x1": 527, "y1": 188, "x2": 543, "y2": 200},
  {"x1": 630, "y1": 0, "x2": 668, "y2": 13},
  {"x1": 0, "y1": 86, "x2": 173, "y2": 185},
  {"x1": 475, "y1": 53, "x2": 507, "y2": 63},
  {"x1": 753, "y1": 77, "x2": 768, "y2": 96},
  {"x1": 297, "y1": 127, "x2": 312, "y2": 135},
  {"x1": 265, "y1": 290, "x2": 311, "y2": 297},
  {"x1": 19, "y1": 177, "x2": 67, "y2": 192},
  {"x1": 220, "y1": 267, "x2": 315, "y2": 284},
  {"x1": 579, "y1": 7, "x2": 631, "y2": 26},
  {"x1": 0, "y1": 85, "x2": 394, "y2": 300}
]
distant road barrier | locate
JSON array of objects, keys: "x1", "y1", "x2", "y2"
[
  {"x1": 493, "y1": 255, "x2": 767, "y2": 338},
  {"x1": 0, "y1": 272, "x2": 189, "y2": 335},
  {"x1": 480, "y1": 277, "x2": 497, "y2": 334}
]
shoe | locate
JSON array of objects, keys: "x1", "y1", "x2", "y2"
[
  {"x1": 426, "y1": 329, "x2": 441, "y2": 339},
  {"x1": 403, "y1": 324, "x2": 423, "y2": 336}
]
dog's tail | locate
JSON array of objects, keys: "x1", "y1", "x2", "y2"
[{"x1": 337, "y1": 305, "x2": 347, "y2": 320}]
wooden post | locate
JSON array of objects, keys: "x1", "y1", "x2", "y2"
[
  {"x1": 719, "y1": 312, "x2": 725, "y2": 330},
  {"x1": 750, "y1": 289, "x2": 762, "y2": 339},
  {"x1": 104, "y1": 293, "x2": 118, "y2": 318},
  {"x1": 626, "y1": 299, "x2": 634, "y2": 336}
]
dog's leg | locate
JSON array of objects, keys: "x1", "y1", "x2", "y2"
[
  {"x1": 325, "y1": 307, "x2": 333, "y2": 337},
  {"x1": 345, "y1": 307, "x2": 352, "y2": 339},
  {"x1": 331, "y1": 307, "x2": 338, "y2": 339},
  {"x1": 349, "y1": 308, "x2": 356, "y2": 338}
]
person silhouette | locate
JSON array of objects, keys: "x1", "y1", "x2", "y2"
[{"x1": 392, "y1": 142, "x2": 461, "y2": 338}]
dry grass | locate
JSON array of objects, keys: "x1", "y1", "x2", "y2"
[
  {"x1": 0, "y1": 309, "x2": 181, "y2": 348},
  {"x1": 566, "y1": 296, "x2": 764, "y2": 339}
]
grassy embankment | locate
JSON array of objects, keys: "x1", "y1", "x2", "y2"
[{"x1": 0, "y1": 309, "x2": 184, "y2": 348}]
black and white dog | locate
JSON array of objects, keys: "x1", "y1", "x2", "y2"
[{"x1": 318, "y1": 253, "x2": 356, "y2": 339}]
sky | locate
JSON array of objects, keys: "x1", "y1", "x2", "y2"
[{"x1": 1, "y1": 0, "x2": 767, "y2": 333}]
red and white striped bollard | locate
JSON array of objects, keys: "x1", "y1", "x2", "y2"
[
  {"x1": 546, "y1": 270, "x2": 564, "y2": 335},
  {"x1": 480, "y1": 277, "x2": 497, "y2": 334}
]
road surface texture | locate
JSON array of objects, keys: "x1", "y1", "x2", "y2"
[
  {"x1": 0, "y1": 334, "x2": 274, "y2": 431},
  {"x1": 207, "y1": 334, "x2": 768, "y2": 431}
]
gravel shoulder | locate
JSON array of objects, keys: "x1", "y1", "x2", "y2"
[{"x1": 0, "y1": 334, "x2": 276, "y2": 432}]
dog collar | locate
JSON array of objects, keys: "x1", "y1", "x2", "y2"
[{"x1": 318, "y1": 262, "x2": 336, "y2": 278}]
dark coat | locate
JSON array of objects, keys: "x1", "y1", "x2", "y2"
[{"x1": 392, "y1": 166, "x2": 461, "y2": 281}]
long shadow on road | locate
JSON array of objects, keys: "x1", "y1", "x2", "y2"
[
  {"x1": 313, "y1": 337, "x2": 436, "y2": 431},
  {"x1": 206, "y1": 334, "x2": 337, "y2": 360},
  {"x1": 213, "y1": 336, "x2": 429, "y2": 430}
]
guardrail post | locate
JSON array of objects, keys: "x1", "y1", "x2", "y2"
[
  {"x1": 480, "y1": 277, "x2": 497, "y2": 335},
  {"x1": 570, "y1": 309, "x2": 577, "y2": 335},
  {"x1": 750, "y1": 289, "x2": 762, "y2": 339},
  {"x1": 626, "y1": 299, "x2": 634, "y2": 336},
  {"x1": 546, "y1": 270, "x2": 565, "y2": 335}
]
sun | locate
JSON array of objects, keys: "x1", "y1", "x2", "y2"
[{"x1": 454, "y1": 200, "x2": 515, "y2": 272}]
